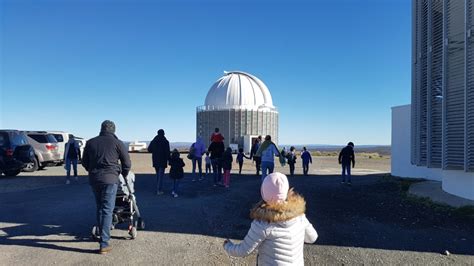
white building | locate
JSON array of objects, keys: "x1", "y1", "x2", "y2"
[
  {"x1": 392, "y1": 0, "x2": 474, "y2": 200},
  {"x1": 196, "y1": 71, "x2": 279, "y2": 153}
]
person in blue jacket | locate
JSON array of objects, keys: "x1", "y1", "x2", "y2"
[{"x1": 300, "y1": 147, "x2": 312, "y2": 176}]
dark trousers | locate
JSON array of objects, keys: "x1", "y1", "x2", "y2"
[
  {"x1": 254, "y1": 157, "x2": 261, "y2": 175},
  {"x1": 238, "y1": 161, "x2": 243, "y2": 174},
  {"x1": 288, "y1": 163, "x2": 295, "y2": 176},
  {"x1": 212, "y1": 159, "x2": 222, "y2": 184},
  {"x1": 303, "y1": 162, "x2": 309, "y2": 175},
  {"x1": 342, "y1": 163, "x2": 352, "y2": 182},
  {"x1": 173, "y1": 179, "x2": 180, "y2": 193},
  {"x1": 92, "y1": 183, "x2": 118, "y2": 249},
  {"x1": 192, "y1": 157, "x2": 203, "y2": 179}
]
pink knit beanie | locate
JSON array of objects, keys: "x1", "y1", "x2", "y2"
[{"x1": 261, "y1": 172, "x2": 289, "y2": 204}]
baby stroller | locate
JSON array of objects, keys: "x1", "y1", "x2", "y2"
[{"x1": 92, "y1": 172, "x2": 145, "y2": 240}]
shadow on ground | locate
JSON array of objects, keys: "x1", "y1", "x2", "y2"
[{"x1": 0, "y1": 173, "x2": 473, "y2": 255}]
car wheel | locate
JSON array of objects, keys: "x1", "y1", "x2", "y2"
[
  {"x1": 23, "y1": 157, "x2": 39, "y2": 172},
  {"x1": 4, "y1": 170, "x2": 21, "y2": 176}
]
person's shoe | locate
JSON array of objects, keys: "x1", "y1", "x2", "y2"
[
  {"x1": 347, "y1": 182, "x2": 352, "y2": 186},
  {"x1": 341, "y1": 181, "x2": 345, "y2": 184},
  {"x1": 99, "y1": 246, "x2": 112, "y2": 254},
  {"x1": 213, "y1": 184, "x2": 217, "y2": 187},
  {"x1": 156, "y1": 191, "x2": 164, "y2": 196},
  {"x1": 199, "y1": 177, "x2": 204, "y2": 181},
  {"x1": 74, "y1": 176, "x2": 79, "y2": 182},
  {"x1": 66, "y1": 180, "x2": 71, "y2": 185},
  {"x1": 192, "y1": 178, "x2": 197, "y2": 182},
  {"x1": 173, "y1": 193, "x2": 179, "y2": 198},
  {"x1": 171, "y1": 191, "x2": 176, "y2": 196}
]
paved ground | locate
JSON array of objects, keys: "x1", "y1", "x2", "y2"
[
  {"x1": 409, "y1": 181, "x2": 474, "y2": 208},
  {"x1": 1, "y1": 155, "x2": 473, "y2": 265}
]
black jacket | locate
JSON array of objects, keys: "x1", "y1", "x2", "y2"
[
  {"x1": 222, "y1": 150, "x2": 233, "y2": 171},
  {"x1": 148, "y1": 135, "x2": 170, "y2": 168},
  {"x1": 208, "y1": 141, "x2": 225, "y2": 160},
  {"x1": 82, "y1": 132, "x2": 131, "y2": 185},
  {"x1": 169, "y1": 154, "x2": 185, "y2": 180},
  {"x1": 338, "y1": 145, "x2": 355, "y2": 166}
]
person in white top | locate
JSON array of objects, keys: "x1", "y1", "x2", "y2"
[{"x1": 224, "y1": 172, "x2": 318, "y2": 265}]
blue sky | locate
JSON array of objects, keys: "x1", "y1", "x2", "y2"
[{"x1": 1, "y1": 0, "x2": 411, "y2": 145}]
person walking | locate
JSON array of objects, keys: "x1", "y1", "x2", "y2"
[
  {"x1": 208, "y1": 139, "x2": 225, "y2": 186},
  {"x1": 236, "y1": 148, "x2": 250, "y2": 175},
  {"x1": 339, "y1": 142, "x2": 355, "y2": 185},
  {"x1": 82, "y1": 120, "x2": 131, "y2": 254},
  {"x1": 148, "y1": 129, "x2": 170, "y2": 195},
  {"x1": 286, "y1": 146, "x2": 297, "y2": 176},
  {"x1": 250, "y1": 136, "x2": 262, "y2": 176},
  {"x1": 169, "y1": 149, "x2": 185, "y2": 198},
  {"x1": 190, "y1": 137, "x2": 206, "y2": 182},
  {"x1": 64, "y1": 135, "x2": 81, "y2": 184},
  {"x1": 301, "y1": 147, "x2": 313, "y2": 176},
  {"x1": 255, "y1": 135, "x2": 280, "y2": 181},
  {"x1": 223, "y1": 172, "x2": 318, "y2": 265},
  {"x1": 222, "y1": 147, "x2": 233, "y2": 188}
]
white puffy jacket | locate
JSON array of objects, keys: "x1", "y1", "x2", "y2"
[{"x1": 224, "y1": 192, "x2": 318, "y2": 265}]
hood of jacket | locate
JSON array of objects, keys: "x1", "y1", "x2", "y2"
[{"x1": 250, "y1": 190, "x2": 306, "y2": 224}]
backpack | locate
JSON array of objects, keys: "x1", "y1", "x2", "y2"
[{"x1": 187, "y1": 144, "x2": 195, "y2": 160}]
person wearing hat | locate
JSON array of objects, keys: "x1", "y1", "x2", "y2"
[
  {"x1": 338, "y1": 142, "x2": 355, "y2": 185},
  {"x1": 82, "y1": 120, "x2": 131, "y2": 254},
  {"x1": 223, "y1": 172, "x2": 318, "y2": 265}
]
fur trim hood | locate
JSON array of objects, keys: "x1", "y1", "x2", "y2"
[{"x1": 250, "y1": 190, "x2": 306, "y2": 223}]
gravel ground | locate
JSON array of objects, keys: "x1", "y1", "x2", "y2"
[{"x1": 1, "y1": 154, "x2": 472, "y2": 265}]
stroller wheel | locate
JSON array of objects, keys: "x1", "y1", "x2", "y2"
[
  {"x1": 138, "y1": 218, "x2": 145, "y2": 230},
  {"x1": 91, "y1": 226, "x2": 100, "y2": 240},
  {"x1": 129, "y1": 227, "x2": 137, "y2": 239}
]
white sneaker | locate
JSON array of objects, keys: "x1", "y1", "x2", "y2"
[
  {"x1": 173, "y1": 193, "x2": 179, "y2": 198},
  {"x1": 66, "y1": 180, "x2": 71, "y2": 185}
]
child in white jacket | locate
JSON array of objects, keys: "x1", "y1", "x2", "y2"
[{"x1": 223, "y1": 172, "x2": 318, "y2": 265}]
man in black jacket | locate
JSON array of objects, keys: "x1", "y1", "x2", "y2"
[
  {"x1": 147, "y1": 129, "x2": 170, "y2": 195},
  {"x1": 82, "y1": 120, "x2": 131, "y2": 254},
  {"x1": 338, "y1": 142, "x2": 355, "y2": 185}
]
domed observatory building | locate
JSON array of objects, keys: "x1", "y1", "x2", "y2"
[{"x1": 196, "y1": 71, "x2": 279, "y2": 153}]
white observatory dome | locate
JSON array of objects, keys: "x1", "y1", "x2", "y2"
[{"x1": 204, "y1": 71, "x2": 274, "y2": 109}]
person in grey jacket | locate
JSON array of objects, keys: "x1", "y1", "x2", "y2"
[
  {"x1": 82, "y1": 120, "x2": 131, "y2": 254},
  {"x1": 224, "y1": 172, "x2": 318, "y2": 265}
]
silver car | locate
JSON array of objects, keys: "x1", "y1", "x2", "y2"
[{"x1": 24, "y1": 131, "x2": 62, "y2": 170}]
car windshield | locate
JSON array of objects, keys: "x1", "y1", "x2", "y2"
[
  {"x1": 0, "y1": 132, "x2": 9, "y2": 147},
  {"x1": 53, "y1": 134, "x2": 64, "y2": 142}
]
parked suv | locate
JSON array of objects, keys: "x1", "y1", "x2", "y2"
[
  {"x1": 0, "y1": 130, "x2": 35, "y2": 176},
  {"x1": 24, "y1": 131, "x2": 62, "y2": 170},
  {"x1": 47, "y1": 132, "x2": 85, "y2": 164}
]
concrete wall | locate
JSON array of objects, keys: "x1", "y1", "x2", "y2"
[{"x1": 392, "y1": 104, "x2": 474, "y2": 200}]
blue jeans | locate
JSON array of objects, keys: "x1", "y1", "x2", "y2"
[
  {"x1": 261, "y1": 161, "x2": 274, "y2": 181},
  {"x1": 155, "y1": 167, "x2": 165, "y2": 192},
  {"x1": 65, "y1": 158, "x2": 78, "y2": 178},
  {"x1": 342, "y1": 163, "x2": 351, "y2": 182},
  {"x1": 192, "y1": 157, "x2": 203, "y2": 179},
  {"x1": 91, "y1": 183, "x2": 118, "y2": 248},
  {"x1": 212, "y1": 159, "x2": 222, "y2": 184},
  {"x1": 173, "y1": 179, "x2": 180, "y2": 194}
]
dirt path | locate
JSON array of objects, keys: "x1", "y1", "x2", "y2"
[{"x1": 0, "y1": 167, "x2": 472, "y2": 265}]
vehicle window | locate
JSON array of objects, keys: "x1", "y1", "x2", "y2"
[
  {"x1": 0, "y1": 133, "x2": 9, "y2": 147},
  {"x1": 11, "y1": 132, "x2": 28, "y2": 146},
  {"x1": 28, "y1": 134, "x2": 49, "y2": 143},
  {"x1": 46, "y1": 134, "x2": 58, "y2": 143},
  {"x1": 53, "y1": 134, "x2": 64, "y2": 142}
]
